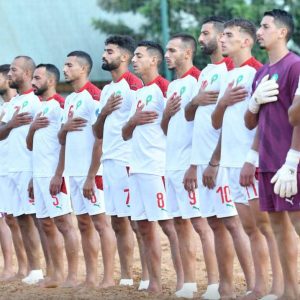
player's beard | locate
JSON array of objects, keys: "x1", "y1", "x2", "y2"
[
  {"x1": 0, "y1": 88, "x2": 6, "y2": 96},
  {"x1": 33, "y1": 84, "x2": 48, "y2": 96},
  {"x1": 8, "y1": 78, "x2": 21, "y2": 90},
  {"x1": 102, "y1": 58, "x2": 121, "y2": 71},
  {"x1": 201, "y1": 39, "x2": 218, "y2": 55}
]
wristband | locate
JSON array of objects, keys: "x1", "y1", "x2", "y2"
[
  {"x1": 209, "y1": 161, "x2": 219, "y2": 167},
  {"x1": 285, "y1": 149, "x2": 300, "y2": 169},
  {"x1": 245, "y1": 149, "x2": 259, "y2": 167}
]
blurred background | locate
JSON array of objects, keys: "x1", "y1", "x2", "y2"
[{"x1": 1, "y1": 0, "x2": 299, "y2": 90}]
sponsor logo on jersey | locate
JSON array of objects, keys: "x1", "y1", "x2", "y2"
[{"x1": 180, "y1": 86, "x2": 186, "y2": 96}]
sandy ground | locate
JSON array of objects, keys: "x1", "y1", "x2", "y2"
[{"x1": 0, "y1": 222, "x2": 274, "y2": 300}]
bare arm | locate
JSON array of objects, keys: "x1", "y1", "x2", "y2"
[
  {"x1": 93, "y1": 93, "x2": 122, "y2": 139},
  {"x1": 0, "y1": 110, "x2": 32, "y2": 140},
  {"x1": 83, "y1": 138, "x2": 103, "y2": 200},
  {"x1": 288, "y1": 95, "x2": 300, "y2": 127},
  {"x1": 244, "y1": 109, "x2": 259, "y2": 130},
  {"x1": 26, "y1": 113, "x2": 49, "y2": 151},
  {"x1": 122, "y1": 105, "x2": 158, "y2": 141},
  {"x1": 58, "y1": 117, "x2": 87, "y2": 145},
  {"x1": 185, "y1": 90, "x2": 219, "y2": 121},
  {"x1": 161, "y1": 93, "x2": 181, "y2": 135},
  {"x1": 49, "y1": 145, "x2": 66, "y2": 196},
  {"x1": 211, "y1": 82, "x2": 248, "y2": 129}
]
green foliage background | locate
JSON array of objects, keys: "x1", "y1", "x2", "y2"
[{"x1": 93, "y1": 0, "x2": 300, "y2": 70}]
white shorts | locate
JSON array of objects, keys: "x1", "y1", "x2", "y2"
[
  {"x1": 7, "y1": 172, "x2": 35, "y2": 217},
  {"x1": 129, "y1": 174, "x2": 172, "y2": 222},
  {"x1": 102, "y1": 160, "x2": 131, "y2": 217},
  {"x1": 69, "y1": 176, "x2": 105, "y2": 216},
  {"x1": 33, "y1": 177, "x2": 72, "y2": 219},
  {"x1": 166, "y1": 170, "x2": 202, "y2": 219},
  {"x1": 225, "y1": 168, "x2": 259, "y2": 204},
  {"x1": 197, "y1": 166, "x2": 238, "y2": 218},
  {"x1": 0, "y1": 176, "x2": 10, "y2": 214}
]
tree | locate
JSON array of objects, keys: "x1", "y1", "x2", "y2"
[{"x1": 93, "y1": 0, "x2": 300, "y2": 69}]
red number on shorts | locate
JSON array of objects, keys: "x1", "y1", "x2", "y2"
[
  {"x1": 52, "y1": 195, "x2": 59, "y2": 206},
  {"x1": 216, "y1": 185, "x2": 232, "y2": 204},
  {"x1": 91, "y1": 195, "x2": 97, "y2": 204},
  {"x1": 124, "y1": 188, "x2": 130, "y2": 205},
  {"x1": 188, "y1": 191, "x2": 196, "y2": 205},
  {"x1": 245, "y1": 183, "x2": 258, "y2": 198},
  {"x1": 156, "y1": 192, "x2": 165, "y2": 208}
]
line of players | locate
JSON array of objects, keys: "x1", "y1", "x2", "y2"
[{"x1": 0, "y1": 7, "x2": 299, "y2": 300}]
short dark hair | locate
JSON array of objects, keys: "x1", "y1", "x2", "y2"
[
  {"x1": 170, "y1": 33, "x2": 197, "y2": 58},
  {"x1": 67, "y1": 50, "x2": 93, "y2": 75},
  {"x1": 202, "y1": 16, "x2": 226, "y2": 34},
  {"x1": 105, "y1": 35, "x2": 136, "y2": 55},
  {"x1": 0, "y1": 64, "x2": 10, "y2": 77},
  {"x1": 14, "y1": 56, "x2": 36, "y2": 74},
  {"x1": 264, "y1": 9, "x2": 294, "y2": 41},
  {"x1": 36, "y1": 64, "x2": 60, "y2": 83},
  {"x1": 137, "y1": 40, "x2": 164, "y2": 66},
  {"x1": 225, "y1": 18, "x2": 257, "y2": 42}
]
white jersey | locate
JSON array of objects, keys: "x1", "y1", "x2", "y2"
[
  {"x1": 2, "y1": 90, "x2": 41, "y2": 172},
  {"x1": 0, "y1": 102, "x2": 12, "y2": 175},
  {"x1": 62, "y1": 82, "x2": 101, "y2": 176},
  {"x1": 33, "y1": 95, "x2": 64, "y2": 177},
  {"x1": 129, "y1": 76, "x2": 169, "y2": 176},
  {"x1": 220, "y1": 58, "x2": 261, "y2": 168},
  {"x1": 166, "y1": 66, "x2": 200, "y2": 171},
  {"x1": 190, "y1": 62, "x2": 228, "y2": 165},
  {"x1": 99, "y1": 72, "x2": 143, "y2": 165}
]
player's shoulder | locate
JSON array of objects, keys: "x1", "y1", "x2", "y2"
[
  {"x1": 241, "y1": 57, "x2": 263, "y2": 71},
  {"x1": 80, "y1": 82, "x2": 101, "y2": 101},
  {"x1": 151, "y1": 76, "x2": 169, "y2": 97},
  {"x1": 120, "y1": 71, "x2": 143, "y2": 91},
  {"x1": 52, "y1": 94, "x2": 65, "y2": 108},
  {"x1": 182, "y1": 66, "x2": 201, "y2": 80}
]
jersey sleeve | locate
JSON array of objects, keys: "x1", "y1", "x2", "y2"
[{"x1": 295, "y1": 75, "x2": 300, "y2": 96}]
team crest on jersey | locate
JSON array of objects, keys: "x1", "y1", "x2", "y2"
[
  {"x1": 146, "y1": 95, "x2": 152, "y2": 105},
  {"x1": 180, "y1": 86, "x2": 186, "y2": 96},
  {"x1": 76, "y1": 100, "x2": 82, "y2": 109},
  {"x1": 42, "y1": 107, "x2": 49, "y2": 115},
  {"x1": 271, "y1": 73, "x2": 279, "y2": 81},
  {"x1": 22, "y1": 100, "x2": 29, "y2": 109},
  {"x1": 95, "y1": 108, "x2": 100, "y2": 117},
  {"x1": 211, "y1": 74, "x2": 218, "y2": 85},
  {"x1": 115, "y1": 90, "x2": 121, "y2": 96},
  {"x1": 236, "y1": 75, "x2": 244, "y2": 86}
]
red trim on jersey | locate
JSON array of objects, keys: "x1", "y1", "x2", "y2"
[
  {"x1": 76, "y1": 82, "x2": 101, "y2": 101},
  {"x1": 20, "y1": 89, "x2": 33, "y2": 95},
  {"x1": 215, "y1": 57, "x2": 234, "y2": 71},
  {"x1": 47, "y1": 93, "x2": 65, "y2": 108},
  {"x1": 117, "y1": 71, "x2": 143, "y2": 91},
  {"x1": 181, "y1": 66, "x2": 201, "y2": 80},
  {"x1": 95, "y1": 176, "x2": 103, "y2": 190},
  {"x1": 240, "y1": 57, "x2": 263, "y2": 71},
  {"x1": 146, "y1": 76, "x2": 169, "y2": 97}
]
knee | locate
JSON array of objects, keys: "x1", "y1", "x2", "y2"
[
  {"x1": 159, "y1": 220, "x2": 176, "y2": 237},
  {"x1": 256, "y1": 220, "x2": 272, "y2": 236},
  {"x1": 54, "y1": 216, "x2": 70, "y2": 234},
  {"x1": 138, "y1": 221, "x2": 152, "y2": 237},
  {"x1": 112, "y1": 217, "x2": 127, "y2": 235},
  {"x1": 17, "y1": 214, "x2": 30, "y2": 229},
  {"x1": 77, "y1": 216, "x2": 92, "y2": 233},
  {"x1": 5, "y1": 215, "x2": 17, "y2": 228},
  {"x1": 41, "y1": 219, "x2": 55, "y2": 235},
  {"x1": 174, "y1": 218, "x2": 188, "y2": 234},
  {"x1": 207, "y1": 218, "x2": 222, "y2": 232},
  {"x1": 223, "y1": 217, "x2": 241, "y2": 234}
]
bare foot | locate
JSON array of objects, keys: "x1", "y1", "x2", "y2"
[
  {"x1": 0, "y1": 271, "x2": 16, "y2": 281},
  {"x1": 76, "y1": 281, "x2": 97, "y2": 289},
  {"x1": 60, "y1": 279, "x2": 77, "y2": 288},
  {"x1": 40, "y1": 278, "x2": 60, "y2": 288},
  {"x1": 99, "y1": 280, "x2": 115, "y2": 289},
  {"x1": 220, "y1": 295, "x2": 236, "y2": 300},
  {"x1": 5, "y1": 272, "x2": 25, "y2": 281},
  {"x1": 238, "y1": 291, "x2": 265, "y2": 300}
]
